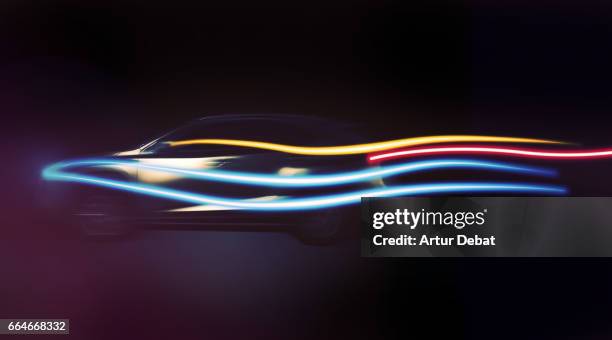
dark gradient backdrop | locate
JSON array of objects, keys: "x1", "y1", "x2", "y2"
[{"x1": 2, "y1": 1, "x2": 612, "y2": 339}]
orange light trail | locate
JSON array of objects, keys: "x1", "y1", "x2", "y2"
[{"x1": 166, "y1": 135, "x2": 562, "y2": 156}]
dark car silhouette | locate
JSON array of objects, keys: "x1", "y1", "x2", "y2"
[{"x1": 44, "y1": 114, "x2": 369, "y2": 244}]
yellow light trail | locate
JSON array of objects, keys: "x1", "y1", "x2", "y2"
[{"x1": 166, "y1": 135, "x2": 564, "y2": 156}]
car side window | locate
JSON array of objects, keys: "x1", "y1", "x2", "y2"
[
  {"x1": 159, "y1": 119, "x2": 301, "y2": 145},
  {"x1": 152, "y1": 142, "x2": 259, "y2": 157},
  {"x1": 148, "y1": 117, "x2": 354, "y2": 157}
]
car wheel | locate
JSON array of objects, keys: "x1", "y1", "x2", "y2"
[
  {"x1": 73, "y1": 192, "x2": 134, "y2": 239},
  {"x1": 294, "y1": 208, "x2": 347, "y2": 245}
]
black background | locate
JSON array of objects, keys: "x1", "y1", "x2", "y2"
[{"x1": 3, "y1": 0, "x2": 612, "y2": 339}]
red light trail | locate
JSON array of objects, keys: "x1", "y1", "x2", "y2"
[{"x1": 368, "y1": 145, "x2": 612, "y2": 163}]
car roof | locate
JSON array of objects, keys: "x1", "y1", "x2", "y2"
[
  {"x1": 166, "y1": 113, "x2": 362, "y2": 143},
  {"x1": 195, "y1": 113, "x2": 336, "y2": 125}
]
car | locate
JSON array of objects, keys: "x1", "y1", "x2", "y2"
[
  {"x1": 43, "y1": 114, "x2": 369, "y2": 244},
  {"x1": 43, "y1": 114, "x2": 572, "y2": 245}
]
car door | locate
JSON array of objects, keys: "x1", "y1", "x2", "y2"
[
  {"x1": 135, "y1": 142, "x2": 288, "y2": 225},
  {"x1": 133, "y1": 118, "x2": 300, "y2": 226}
]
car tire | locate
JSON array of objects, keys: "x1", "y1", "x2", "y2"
[
  {"x1": 294, "y1": 208, "x2": 348, "y2": 245},
  {"x1": 72, "y1": 190, "x2": 135, "y2": 240}
]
